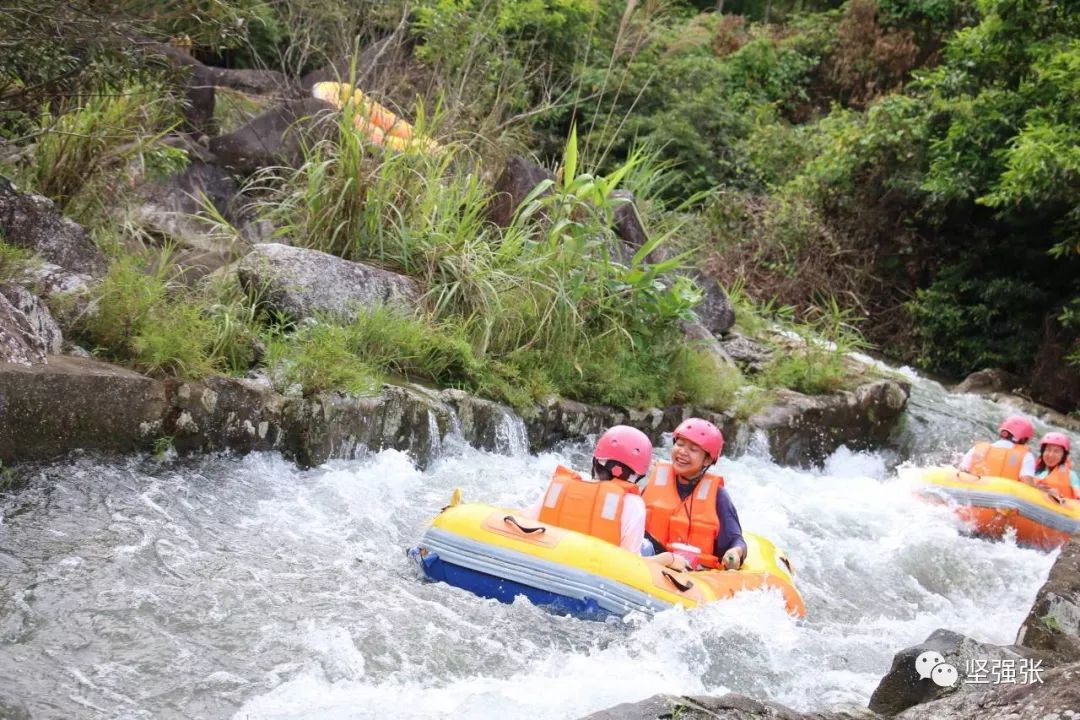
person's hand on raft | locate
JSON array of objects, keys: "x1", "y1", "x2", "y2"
[
  {"x1": 650, "y1": 552, "x2": 690, "y2": 572},
  {"x1": 722, "y1": 548, "x2": 744, "y2": 571}
]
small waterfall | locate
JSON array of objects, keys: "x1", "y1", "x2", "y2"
[
  {"x1": 493, "y1": 407, "x2": 530, "y2": 456},
  {"x1": 425, "y1": 409, "x2": 442, "y2": 459}
]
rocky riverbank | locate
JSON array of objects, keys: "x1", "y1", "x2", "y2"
[
  {"x1": 0, "y1": 140, "x2": 911, "y2": 470},
  {"x1": 0, "y1": 353, "x2": 908, "y2": 469},
  {"x1": 581, "y1": 538, "x2": 1080, "y2": 720}
]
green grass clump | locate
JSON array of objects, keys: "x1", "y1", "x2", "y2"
[
  {"x1": 759, "y1": 347, "x2": 850, "y2": 396},
  {"x1": 0, "y1": 240, "x2": 40, "y2": 283},
  {"x1": 20, "y1": 81, "x2": 187, "y2": 223},
  {"x1": 73, "y1": 244, "x2": 265, "y2": 380}
]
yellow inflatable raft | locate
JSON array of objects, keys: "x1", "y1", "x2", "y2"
[
  {"x1": 411, "y1": 499, "x2": 806, "y2": 619},
  {"x1": 311, "y1": 81, "x2": 442, "y2": 154},
  {"x1": 907, "y1": 466, "x2": 1080, "y2": 549}
]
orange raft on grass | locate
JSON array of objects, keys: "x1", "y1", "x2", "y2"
[{"x1": 311, "y1": 81, "x2": 442, "y2": 154}]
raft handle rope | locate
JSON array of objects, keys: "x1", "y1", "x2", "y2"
[
  {"x1": 662, "y1": 570, "x2": 694, "y2": 593},
  {"x1": 503, "y1": 515, "x2": 547, "y2": 534}
]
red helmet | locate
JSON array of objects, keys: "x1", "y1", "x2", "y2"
[
  {"x1": 1039, "y1": 432, "x2": 1071, "y2": 453},
  {"x1": 673, "y1": 418, "x2": 724, "y2": 461},
  {"x1": 594, "y1": 425, "x2": 653, "y2": 477},
  {"x1": 998, "y1": 415, "x2": 1034, "y2": 443}
]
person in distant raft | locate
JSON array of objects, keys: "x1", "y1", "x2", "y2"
[
  {"x1": 957, "y1": 414, "x2": 1036, "y2": 483},
  {"x1": 641, "y1": 418, "x2": 747, "y2": 572},
  {"x1": 1033, "y1": 432, "x2": 1079, "y2": 502}
]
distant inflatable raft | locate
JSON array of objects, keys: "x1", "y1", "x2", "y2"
[
  {"x1": 412, "y1": 500, "x2": 806, "y2": 619},
  {"x1": 311, "y1": 81, "x2": 441, "y2": 154},
  {"x1": 908, "y1": 466, "x2": 1080, "y2": 549}
]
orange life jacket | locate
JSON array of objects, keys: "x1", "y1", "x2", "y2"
[
  {"x1": 642, "y1": 461, "x2": 724, "y2": 569},
  {"x1": 969, "y1": 442, "x2": 1031, "y2": 481},
  {"x1": 1036, "y1": 461, "x2": 1077, "y2": 500},
  {"x1": 537, "y1": 465, "x2": 640, "y2": 546}
]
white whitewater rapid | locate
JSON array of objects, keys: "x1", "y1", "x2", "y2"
[{"x1": 0, "y1": 372, "x2": 1063, "y2": 719}]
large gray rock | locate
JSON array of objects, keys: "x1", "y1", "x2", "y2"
[
  {"x1": 209, "y1": 98, "x2": 336, "y2": 174},
  {"x1": 0, "y1": 292, "x2": 46, "y2": 365},
  {"x1": 611, "y1": 189, "x2": 649, "y2": 259},
  {"x1": 580, "y1": 693, "x2": 871, "y2": 720},
  {"x1": 952, "y1": 368, "x2": 1018, "y2": 396},
  {"x1": 0, "y1": 178, "x2": 105, "y2": 275},
  {"x1": 1015, "y1": 536, "x2": 1080, "y2": 664},
  {"x1": 721, "y1": 331, "x2": 774, "y2": 374},
  {"x1": 237, "y1": 243, "x2": 421, "y2": 323},
  {"x1": 487, "y1": 155, "x2": 554, "y2": 228},
  {"x1": 869, "y1": 629, "x2": 1039, "y2": 716},
  {"x1": 749, "y1": 378, "x2": 910, "y2": 467},
  {"x1": 440, "y1": 388, "x2": 531, "y2": 455},
  {"x1": 207, "y1": 67, "x2": 293, "y2": 96},
  {"x1": 0, "y1": 356, "x2": 167, "y2": 461},
  {"x1": 895, "y1": 661, "x2": 1080, "y2": 720},
  {"x1": 0, "y1": 284, "x2": 62, "y2": 354}
]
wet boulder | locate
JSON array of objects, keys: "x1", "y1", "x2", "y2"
[
  {"x1": 952, "y1": 368, "x2": 1019, "y2": 396},
  {"x1": 281, "y1": 384, "x2": 455, "y2": 469},
  {"x1": 750, "y1": 377, "x2": 910, "y2": 467},
  {"x1": 579, "y1": 692, "x2": 869, "y2": 720},
  {"x1": 209, "y1": 98, "x2": 336, "y2": 174},
  {"x1": 1015, "y1": 535, "x2": 1080, "y2": 664},
  {"x1": 895, "y1": 660, "x2": 1080, "y2": 720},
  {"x1": 869, "y1": 629, "x2": 1039, "y2": 716},
  {"x1": 164, "y1": 375, "x2": 285, "y2": 455},
  {"x1": 0, "y1": 178, "x2": 105, "y2": 275},
  {"x1": 236, "y1": 243, "x2": 421, "y2": 323}
]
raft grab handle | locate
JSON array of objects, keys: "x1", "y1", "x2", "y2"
[
  {"x1": 662, "y1": 571, "x2": 694, "y2": 593},
  {"x1": 503, "y1": 515, "x2": 547, "y2": 535}
]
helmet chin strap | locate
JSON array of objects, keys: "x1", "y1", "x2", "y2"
[{"x1": 678, "y1": 458, "x2": 715, "y2": 484}]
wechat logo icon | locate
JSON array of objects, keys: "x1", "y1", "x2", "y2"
[{"x1": 915, "y1": 650, "x2": 958, "y2": 688}]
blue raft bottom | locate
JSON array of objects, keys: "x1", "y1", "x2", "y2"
[{"x1": 410, "y1": 548, "x2": 612, "y2": 620}]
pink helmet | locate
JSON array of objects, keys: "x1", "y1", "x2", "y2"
[
  {"x1": 673, "y1": 418, "x2": 724, "y2": 461},
  {"x1": 594, "y1": 425, "x2": 653, "y2": 477},
  {"x1": 1039, "y1": 432, "x2": 1072, "y2": 453},
  {"x1": 998, "y1": 415, "x2": 1034, "y2": 443}
]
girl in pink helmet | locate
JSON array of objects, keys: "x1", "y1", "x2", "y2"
[
  {"x1": 641, "y1": 418, "x2": 747, "y2": 572},
  {"x1": 1034, "y1": 432, "x2": 1079, "y2": 502}
]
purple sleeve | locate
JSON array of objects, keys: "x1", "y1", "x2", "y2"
[{"x1": 714, "y1": 488, "x2": 747, "y2": 560}]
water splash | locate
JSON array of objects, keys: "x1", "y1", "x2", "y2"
[{"x1": 0, "y1": 370, "x2": 1073, "y2": 719}]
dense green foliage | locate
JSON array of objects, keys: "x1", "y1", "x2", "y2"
[{"x1": 3, "y1": 0, "x2": 1077, "y2": 410}]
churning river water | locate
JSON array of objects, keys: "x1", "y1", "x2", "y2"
[{"x1": 0, "y1": 369, "x2": 1066, "y2": 719}]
